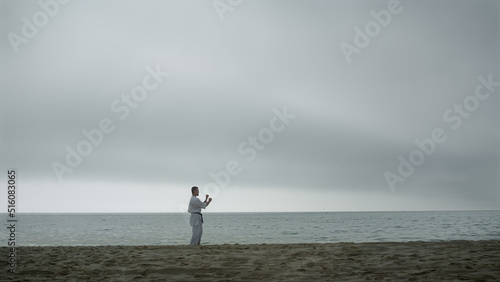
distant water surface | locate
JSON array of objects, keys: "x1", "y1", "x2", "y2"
[{"x1": 1, "y1": 211, "x2": 499, "y2": 246}]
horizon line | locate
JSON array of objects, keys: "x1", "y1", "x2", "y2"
[{"x1": 2, "y1": 209, "x2": 500, "y2": 214}]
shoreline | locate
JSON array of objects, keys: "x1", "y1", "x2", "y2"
[
  {"x1": 2, "y1": 240, "x2": 499, "y2": 281},
  {"x1": 4, "y1": 239, "x2": 500, "y2": 247}
]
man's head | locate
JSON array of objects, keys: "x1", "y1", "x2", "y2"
[{"x1": 191, "y1": 186, "x2": 199, "y2": 196}]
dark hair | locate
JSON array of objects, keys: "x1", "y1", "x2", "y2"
[{"x1": 191, "y1": 186, "x2": 198, "y2": 194}]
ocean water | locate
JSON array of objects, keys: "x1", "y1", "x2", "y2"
[{"x1": 1, "y1": 211, "x2": 499, "y2": 246}]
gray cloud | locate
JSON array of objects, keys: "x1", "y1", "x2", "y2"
[{"x1": 1, "y1": 0, "x2": 498, "y2": 212}]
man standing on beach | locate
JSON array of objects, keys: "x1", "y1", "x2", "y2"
[{"x1": 188, "y1": 186, "x2": 212, "y2": 245}]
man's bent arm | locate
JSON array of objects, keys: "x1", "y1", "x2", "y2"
[{"x1": 194, "y1": 198, "x2": 207, "y2": 209}]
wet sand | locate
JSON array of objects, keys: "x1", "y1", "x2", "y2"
[{"x1": 2, "y1": 240, "x2": 499, "y2": 281}]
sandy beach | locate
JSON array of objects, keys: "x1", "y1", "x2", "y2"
[{"x1": 2, "y1": 240, "x2": 499, "y2": 281}]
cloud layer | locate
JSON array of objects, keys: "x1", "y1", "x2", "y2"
[{"x1": 1, "y1": 0, "x2": 499, "y2": 212}]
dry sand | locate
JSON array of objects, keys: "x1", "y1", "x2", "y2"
[{"x1": 2, "y1": 240, "x2": 499, "y2": 281}]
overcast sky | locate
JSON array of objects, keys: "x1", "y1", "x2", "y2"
[{"x1": 1, "y1": 0, "x2": 499, "y2": 213}]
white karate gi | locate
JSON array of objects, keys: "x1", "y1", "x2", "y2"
[{"x1": 188, "y1": 195, "x2": 207, "y2": 245}]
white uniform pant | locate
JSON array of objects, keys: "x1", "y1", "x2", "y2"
[{"x1": 190, "y1": 214, "x2": 203, "y2": 245}]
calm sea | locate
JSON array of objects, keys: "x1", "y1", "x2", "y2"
[{"x1": 1, "y1": 211, "x2": 499, "y2": 246}]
